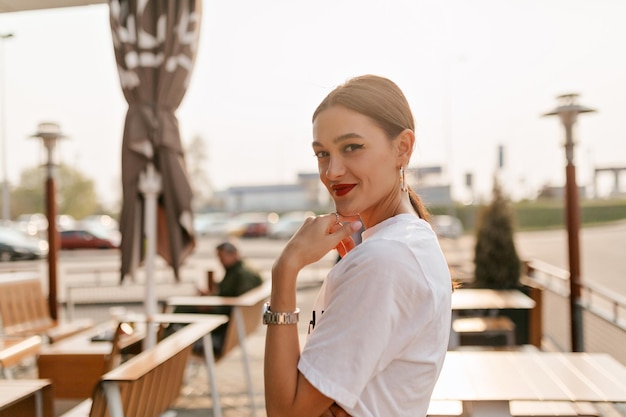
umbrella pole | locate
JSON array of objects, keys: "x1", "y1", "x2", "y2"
[{"x1": 139, "y1": 163, "x2": 162, "y2": 349}]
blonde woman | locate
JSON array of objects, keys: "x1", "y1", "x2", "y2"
[{"x1": 264, "y1": 75, "x2": 452, "y2": 417}]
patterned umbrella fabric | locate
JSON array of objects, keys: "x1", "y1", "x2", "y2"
[{"x1": 109, "y1": 0, "x2": 200, "y2": 282}]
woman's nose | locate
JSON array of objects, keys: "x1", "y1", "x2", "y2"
[{"x1": 325, "y1": 156, "x2": 346, "y2": 179}]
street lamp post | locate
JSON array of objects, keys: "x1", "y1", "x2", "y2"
[
  {"x1": 1, "y1": 32, "x2": 14, "y2": 221},
  {"x1": 543, "y1": 93, "x2": 596, "y2": 352},
  {"x1": 31, "y1": 122, "x2": 66, "y2": 321}
]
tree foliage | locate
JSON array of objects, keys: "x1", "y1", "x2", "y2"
[
  {"x1": 9, "y1": 164, "x2": 100, "y2": 220},
  {"x1": 473, "y1": 177, "x2": 521, "y2": 289}
]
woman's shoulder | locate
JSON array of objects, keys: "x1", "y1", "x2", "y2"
[{"x1": 338, "y1": 238, "x2": 419, "y2": 285}]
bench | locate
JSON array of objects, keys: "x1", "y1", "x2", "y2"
[
  {"x1": 452, "y1": 316, "x2": 516, "y2": 346},
  {"x1": 166, "y1": 280, "x2": 272, "y2": 416},
  {"x1": 60, "y1": 317, "x2": 228, "y2": 417},
  {"x1": 0, "y1": 274, "x2": 94, "y2": 343}
]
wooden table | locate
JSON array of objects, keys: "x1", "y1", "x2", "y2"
[
  {"x1": 452, "y1": 289, "x2": 536, "y2": 311},
  {"x1": 431, "y1": 351, "x2": 626, "y2": 417},
  {"x1": 0, "y1": 335, "x2": 42, "y2": 378},
  {"x1": 0, "y1": 379, "x2": 52, "y2": 417},
  {"x1": 37, "y1": 321, "x2": 143, "y2": 399},
  {"x1": 449, "y1": 289, "x2": 536, "y2": 348}
]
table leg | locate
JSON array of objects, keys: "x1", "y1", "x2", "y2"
[
  {"x1": 35, "y1": 391, "x2": 42, "y2": 417},
  {"x1": 449, "y1": 312, "x2": 460, "y2": 349},
  {"x1": 202, "y1": 334, "x2": 222, "y2": 417},
  {"x1": 233, "y1": 307, "x2": 257, "y2": 417},
  {"x1": 465, "y1": 401, "x2": 512, "y2": 417}
]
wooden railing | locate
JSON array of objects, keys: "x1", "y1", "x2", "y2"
[{"x1": 525, "y1": 259, "x2": 626, "y2": 364}]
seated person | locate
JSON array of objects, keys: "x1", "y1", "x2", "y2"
[{"x1": 173, "y1": 241, "x2": 263, "y2": 355}]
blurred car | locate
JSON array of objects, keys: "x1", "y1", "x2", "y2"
[
  {"x1": 57, "y1": 214, "x2": 77, "y2": 231},
  {"x1": 431, "y1": 215, "x2": 463, "y2": 239},
  {"x1": 267, "y1": 218, "x2": 304, "y2": 239},
  {"x1": 16, "y1": 213, "x2": 78, "y2": 237},
  {"x1": 267, "y1": 211, "x2": 314, "y2": 239},
  {"x1": 0, "y1": 225, "x2": 49, "y2": 261},
  {"x1": 226, "y1": 213, "x2": 272, "y2": 238},
  {"x1": 60, "y1": 228, "x2": 120, "y2": 250},
  {"x1": 80, "y1": 214, "x2": 119, "y2": 232},
  {"x1": 16, "y1": 213, "x2": 48, "y2": 237},
  {"x1": 193, "y1": 212, "x2": 230, "y2": 237}
]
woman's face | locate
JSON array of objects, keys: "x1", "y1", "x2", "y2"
[{"x1": 312, "y1": 105, "x2": 406, "y2": 224}]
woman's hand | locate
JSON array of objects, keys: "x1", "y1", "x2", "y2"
[
  {"x1": 328, "y1": 213, "x2": 361, "y2": 258},
  {"x1": 275, "y1": 213, "x2": 362, "y2": 273}
]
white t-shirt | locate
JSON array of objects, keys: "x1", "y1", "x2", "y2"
[{"x1": 298, "y1": 214, "x2": 452, "y2": 417}]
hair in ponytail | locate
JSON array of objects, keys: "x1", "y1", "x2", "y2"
[{"x1": 408, "y1": 186, "x2": 430, "y2": 222}]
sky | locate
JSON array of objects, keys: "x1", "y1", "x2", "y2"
[{"x1": 0, "y1": 0, "x2": 625, "y2": 210}]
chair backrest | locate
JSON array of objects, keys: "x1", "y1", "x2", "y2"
[
  {"x1": 217, "y1": 296, "x2": 266, "y2": 360},
  {"x1": 0, "y1": 276, "x2": 53, "y2": 335},
  {"x1": 87, "y1": 321, "x2": 215, "y2": 417}
]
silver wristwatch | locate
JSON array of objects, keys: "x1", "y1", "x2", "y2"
[{"x1": 263, "y1": 302, "x2": 300, "y2": 325}]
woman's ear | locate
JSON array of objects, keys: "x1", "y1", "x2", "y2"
[{"x1": 396, "y1": 128, "x2": 415, "y2": 164}]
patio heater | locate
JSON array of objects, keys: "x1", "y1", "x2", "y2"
[
  {"x1": 30, "y1": 122, "x2": 66, "y2": 320},
  {"x1": 543, "y1": 93, "x2": 596, "y2": 352}
]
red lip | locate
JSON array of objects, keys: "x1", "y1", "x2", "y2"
[{"x1": 332, "y1": 184, "x2": 356, "y2": 197}]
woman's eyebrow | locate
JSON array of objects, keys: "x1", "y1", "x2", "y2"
[{"x1": 312, "y1": 132, "x2": 364, "y2": 147}]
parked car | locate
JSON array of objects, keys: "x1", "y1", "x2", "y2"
[
  {"x1": 193, "y1": 212, "x2": 230, "y2": 237},
  {"x1": 16, "y1": 213, "x2": 48, "y2": 237},
  {"x1": 0, "y1": 225, "x2": 49, "y2": 261},
  {"x1": 431, "y1": 215, "x2": 463, "y2": 239},
  {"x1": 79, "y1": 214, "x2": 119, "y2": 232},
  {"x1": 267, "y1": 211, "x2": 313, "y2": 239},
  {"x1": 226, "y1": 213, "x2": 272, "y2": 238},
  {"x1": 60, "y1": 228, "x2": 120, "y2": 250}
]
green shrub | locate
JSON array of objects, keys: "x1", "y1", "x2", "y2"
[{"x1": 473, "y1": 179, "x2": 521, "y2": 289}]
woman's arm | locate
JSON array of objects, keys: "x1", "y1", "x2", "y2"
[{"x1": 264, "y1": 214, "x2": 361, "y2": 417}]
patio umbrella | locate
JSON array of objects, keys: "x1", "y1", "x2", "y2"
[{"x1": 109, "y1": 0, "x2": 200, "y2": 286}]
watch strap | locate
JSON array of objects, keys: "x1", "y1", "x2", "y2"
[{"x1": 263, "y1": 302, "x2": 300, "y2": 325}]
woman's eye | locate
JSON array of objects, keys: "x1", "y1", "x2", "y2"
[
  {"x1": 344, "y1": 144, "x2": 363, "y2": 153},
  {"x1": 314, "y1": 150, "x2": 329, "y2": 158}
]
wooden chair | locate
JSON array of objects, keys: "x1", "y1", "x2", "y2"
[
  {"x1": 60, "y1": 318, "x2": 228, "y2": 417},
  {"x1": 0, "y1": 274, "x2": 94, "y2": 343}
]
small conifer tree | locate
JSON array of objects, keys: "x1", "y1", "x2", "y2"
[{"x1": 473, "y1": 177, "x2": 521, "y2": 289}]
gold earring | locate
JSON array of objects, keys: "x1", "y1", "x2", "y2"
[{"x1": 400, "y1": 167, "x2": 408, "y2": 192}]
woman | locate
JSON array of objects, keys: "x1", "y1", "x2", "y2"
[{"x1": 264, "y1": 75, "x2": 452, "y2": 417}]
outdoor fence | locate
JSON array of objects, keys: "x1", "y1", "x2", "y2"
[{"x1": 525, "y1": 259, "x2": 626, "y2": 365}]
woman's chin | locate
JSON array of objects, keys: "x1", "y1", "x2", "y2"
[{"x1": 334, "y1": 207, "x2": 360, "y2": 220}]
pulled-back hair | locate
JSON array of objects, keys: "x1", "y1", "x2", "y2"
[{"x1": 313, "y1": 75, "x2": 430, "y2": 221}]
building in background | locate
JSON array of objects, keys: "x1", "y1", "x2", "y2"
[{"x1": 212, "y1": 167, "x2": 453, "y2": 214}]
